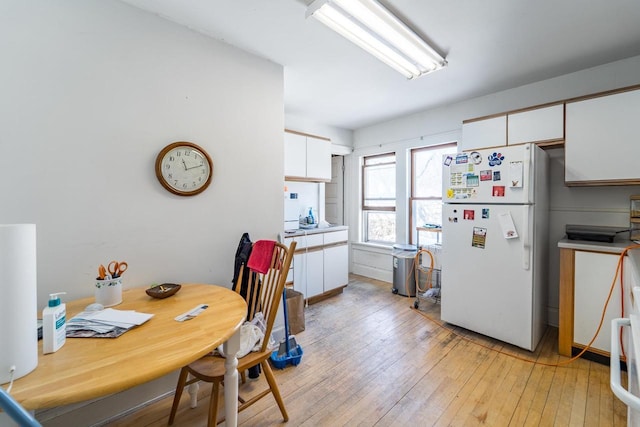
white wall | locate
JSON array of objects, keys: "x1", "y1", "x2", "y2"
[
  {"x1": 348, "y1": 55, "x2": 640, "y2": 326},
  {"x1": 0, "y1": 0, "x2": 284, "y2": 305},
  {"x1": 0, "y1": 0, "x2": 283, "y2": 424}
]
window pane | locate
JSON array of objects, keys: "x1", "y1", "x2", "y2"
[
  {"x1": 364, "y1": 163, "x2": 396, "y2": 208},
  {"x1": 414, "y1": 200, "x2": 443, "y2": 246},
  {"x1": 413, "y1": 145, "x2": 457, "y2": 198},
  {"x1": 415, "y1": 200, "x2": 443, "y2": 226},
  {"x1": 365, "y1": 153, "x2": 395, "y2": 166},
  {"x1": 365, "y1": 211, "x2": 396, "y2": 243}
]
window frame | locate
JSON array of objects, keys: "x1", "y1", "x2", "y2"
[
  {"x1": 361, "y1": 152, "x2": 396, "y2": 244},
  {"x1": 409, "y1": 142, "x2": 457, "y2": 245}
]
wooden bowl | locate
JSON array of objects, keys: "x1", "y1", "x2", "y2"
[{"x1": 146, "y1": 283, "x2": 181, "y2": 299}]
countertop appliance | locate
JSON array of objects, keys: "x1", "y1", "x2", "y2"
[
  {"x1": 284, "y1": 198, "x2": 300, "y2": 231},
  {"x1": 566, "y1": 224, "x2": 629, "y2": 243},
  {"x1": 441, "y1": 143, "x2": 549, "y2": 351},
  {"x1": 611, "y1": 286, "x2": 640, "y2": 426}
]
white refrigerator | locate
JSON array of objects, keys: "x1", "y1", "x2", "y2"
[{"x1": 440, "y1": 143, "x2": 549, "y2": 351}]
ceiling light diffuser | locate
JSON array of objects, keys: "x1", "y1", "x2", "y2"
[{"x1": 306, "y1": 0, "x2": 447, "y2": 79}]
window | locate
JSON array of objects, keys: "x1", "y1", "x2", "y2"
[
  {"x1": 362, "y1": 153, "x2": 396, "y2": 243},
  {"x1": 410, "y1": 143, "x2": 457, "y2": 245}
]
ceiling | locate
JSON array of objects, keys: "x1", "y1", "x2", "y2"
[{"x1": 119, "y1": 0, "x2": 640, "y2": 130}]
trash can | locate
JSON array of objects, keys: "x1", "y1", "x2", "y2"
[{"x1": 392, "y1": 244, "x2": 417, "y2": 297}]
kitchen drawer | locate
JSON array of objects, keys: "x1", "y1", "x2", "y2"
[
  {"x1": 292, "y1": 233, "x2": 324, "y2": 249},
  {"x1": 323, "y1": 229, "x2": 348, "y2": 245}
]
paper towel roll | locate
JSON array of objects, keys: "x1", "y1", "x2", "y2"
[{"x1": 0, "y1": 224, "x2": 37, "y2": 384}]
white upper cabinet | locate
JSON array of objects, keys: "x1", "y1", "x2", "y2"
[
  {"x1": 284, "y1": 131, "x2": 331, "y2": 181},
  {"x1": 306, "y1": 136, "x2": 331, "y2": 180},
  {"x1": 507, "y1": 104, "x2": 564, "y2": 145},
  {"x1": 565, "y1": 89, "x2": 640, "y2": 185},
  {"x1": 284, "y1": 132, "x2": 307, "y2": 177},
  {"x1": 461, "y1": 115, "x2": 506, "y2": 151}
]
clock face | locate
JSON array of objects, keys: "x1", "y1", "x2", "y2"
[{"x1": 155, "y1": 142, "x2": 213, "y2": 196}]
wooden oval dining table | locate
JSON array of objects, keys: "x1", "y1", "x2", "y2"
[{"x1": 8, "y1": 283, "x2": 247, "y2": 426}]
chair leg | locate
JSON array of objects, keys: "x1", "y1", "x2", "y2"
[
  {"x1": 260, "y1": 361, "x2": 289, "y2": 422},
  {"x1": 207, "y1": 380, "x2": 221, "y2": 427},
  {"x1": 188, "y1": 378, "x2": 200, "y2": 408},
  {"x1": 168, "y1": 367, "x2": 189, "y2": 425}
]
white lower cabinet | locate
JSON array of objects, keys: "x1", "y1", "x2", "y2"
[
  {"x1": 323, "y1": 244, "x2": 348, "y2": 292},
  {"x1": 285, "y1": 228, "x2": 349, "y2": 301},
  {"x1": 573, "y1": 251, "x2": 632, "y2": 354},
  {"x1": 293, "y1": 250, "x2": 324, "y2": 298}
]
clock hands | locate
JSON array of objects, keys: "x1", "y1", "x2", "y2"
[{"x1": 184, "y1": 162, "x2": 204, "y2": 171}]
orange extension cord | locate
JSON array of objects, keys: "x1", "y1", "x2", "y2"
[{"x1": 408, "y1": 244, "x2": 640, "y2": 367}]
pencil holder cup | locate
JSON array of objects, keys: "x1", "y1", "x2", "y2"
[{"x1": 95, "y1": 277, "x2": 122, "y2": 307}]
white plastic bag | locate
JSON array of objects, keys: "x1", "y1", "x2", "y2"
[
  {"x1": 250, "y1": 312, "x2": 277, "y2": 351},
  {"x1": 216, "y1": 312, "x2": 275, "y2": 358}
]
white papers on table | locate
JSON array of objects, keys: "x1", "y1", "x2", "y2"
[
  {"x1": 91, "y1": 308, "x2": 153, "y2": 326},
  {"x1": 67, "y1": 308, "x2": 153, "y2": 334}
]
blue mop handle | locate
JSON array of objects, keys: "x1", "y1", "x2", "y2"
[{"x1": 282, "y1": 288, "x2": 291, "y2": 354}]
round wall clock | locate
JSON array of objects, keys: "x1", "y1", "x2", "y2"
[{"x1": 155, "y1": 141, "x2": 213, "y2": 196}]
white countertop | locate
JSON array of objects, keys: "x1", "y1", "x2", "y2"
[
  {"x1": 558, "y1": 237, "x2": 637, "y2": 254},
  {"x1": 282, "y1": 225, "x2": 348, "y2": 238},
  {"x1": 558, "y1": 238, "x2": 640, "y2": 286}
]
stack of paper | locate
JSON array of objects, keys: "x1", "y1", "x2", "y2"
[{"x1": 67, "y1": 308, "x2": 154, "y2": 338}]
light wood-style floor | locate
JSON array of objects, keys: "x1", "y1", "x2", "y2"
[{"x1": 111, "y1": 274, "x2": 627, "y2": 426}]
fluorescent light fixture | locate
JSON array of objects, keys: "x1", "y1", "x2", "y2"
[{"x1": 306, "y1": 0, "x2": 447, "y2": 79}]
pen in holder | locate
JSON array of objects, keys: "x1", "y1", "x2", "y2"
[{"x1": 95, "y1": 276, "x2": 123, "y2": 307}]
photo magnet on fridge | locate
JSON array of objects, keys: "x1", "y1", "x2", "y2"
[
  {"x1": 463, "y1": 209, "x2": 475, "y2": 220},
  {"x1": 492, "y1": 186, "x2": 505, "y2": 197},
  {"x1": 472, "y1": 227, "x2": 487, "y2": 249},
  {"x1": 480, "y1": 170, "x2": 492, "y2": 181},
  {"x1": 482, "y1": 208, "x2": 490, "y2": 219},
  {"x1": 470, "y1": 151, "x2": 482, "y2": 165},
  {"x1": 488, "y1": 152, "x2": 505, "y2": 166},
  {"x1": 466, "y1": 174, "x2": 479, "y2": 187},
  {"x1": 455, "y1": 154, "x2": 469, "y2": 164}
]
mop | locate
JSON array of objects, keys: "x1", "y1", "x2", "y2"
[{"x1": 270, "y1": 288, "x2": 303, "y2": 369}]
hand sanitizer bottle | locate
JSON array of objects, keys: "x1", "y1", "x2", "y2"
[
  {"x1": 308, "y1": 207, "x2": 315, "y2": 225},
  {"x1": 43, "y1": 292, "x2": 67, "y2": 354}
]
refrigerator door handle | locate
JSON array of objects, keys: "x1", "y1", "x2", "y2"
[
  {"x1": 524, "y1": 144, "x2": 533, "y2": 203},
  {"x1": 610, "y1": 318, "x2": 640, "y2": 410},
  {"x1": 522, "y1": 206, "x2": 530, "y2": 270}
]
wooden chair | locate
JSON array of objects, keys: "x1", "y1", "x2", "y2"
[{"x1": 168, "y1": 240, "x2": 296, "y2": 426}]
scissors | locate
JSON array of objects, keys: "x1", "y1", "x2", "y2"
[
  {"x1": 108, "y1": 260, "x2": 128, "y2": 278},
  {"x1": 97, "y1": 264, "x2": 108, "y2": 280}
]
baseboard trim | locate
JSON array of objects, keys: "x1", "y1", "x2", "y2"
[
  {"x1": 351, "y1": 264, "x2": 392, "y2": 283},
  {"x1": 91, "y1": 390, "x2": 175, "y2": 427}
]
